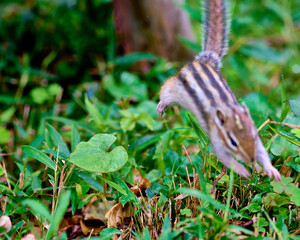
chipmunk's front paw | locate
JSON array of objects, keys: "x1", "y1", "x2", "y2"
[
  {"x1": 235, "y1": 165, "x2": 251, "y2": 179},
  {"x1": 157, "y1": 101, "x2": 167, "y2": 116},
  {"x1": 265, "y1": 166, "x2": 281, "y2": 181}
]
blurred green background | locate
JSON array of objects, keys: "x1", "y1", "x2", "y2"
[{"x1": 0, "y1": 0, "x2": 300, "y2": 238}]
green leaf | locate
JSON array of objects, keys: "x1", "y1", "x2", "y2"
[
  {"x1": 98, "y1": 176, "x2": 127, "y2": 195},
  {"x1": 0, "y1": 165, "x2": 4, "y2": 176},
  {"x1": 141, "y1": 227, "x2": 151, "y2": 240},
  {"x1": 22, "y1": 199, "x2": 52, "y2": 222},
  {"x1": 178, "y1": 188, "x2": 241, "y2": 217},
  {"x1": 290, "y1": 190, "x2": 300, "y2": 206},
  {"x1": 291, "y1": 129, "x2": 300, "y2": 139},
  {"x1": 0, "y1": 107, "x2": 16, "y2": 123},
  {"x1": 0, "y1": 126, "x2": 10, "y2": 144},
  {"x1": 188, "y1": 114, "x2": 209, "y2": 146},
  {"x1": 180, "y1": 208, "x2": 192, "y2": 217},
  {"x1": 240, "y1": 41, "x2": 289, "y2": 63},
  {"x1": 114, "y1": 52, "x2": 158, "y2": 66},
  {"x1": 30, "y1": 87, "x2": 49, "y2": 104},
  {"x1": 268, "y1": 124, "x2": 300, "y2": 147},
  {"x1": 32, "y1": 176, "x2": 42, "y2": 191},
  {"x1": 46, "y1": 190, "x2": 71, "y2": 240},
  {"x1": 137, "y1": 112, "x2": 154, "y2": 131},
  {"x1": 289, "y1": 100, "x2": 300, "y2": 116},
  {"x1": 71, "y1": 123, "x2": 80, "y2": 152},
  {"x1": 100, "y1": 228, "x2": 121, "y2": 239},
  {"x1": 85, "y1": 97, "x2": 104, "y2": 126},
  {"x1": 7, "y1": 220, "x2": 25, "y2": 237},
  {"x1": 69, "y1": 134, "x2": 128, "y2": 173},
  {"x1": 75, "y1": 171, "x2": 103, "y2": 191},
  {"x1": 271, "y1": 176, "x2": 293, "y2": 194},
  {"x1": 103, "y1": 73, "x2": 147, "y2": 101},
  {"x1": 120, "y1": 117, "x2": 135, "y2": 133},
  {"x1": 46, "y1": 123, "x2": 70, "y2": 158},
  {"x1": 22, "y1": 145, "x2": 56, "y2": 170}
]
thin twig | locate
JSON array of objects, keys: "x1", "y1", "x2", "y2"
[
  {"x1": 258, "y1": 118, "x2": 300, "y2": 132},
  {"x1": 211, "y1": 166, "x2": 227, "y2": 195}
]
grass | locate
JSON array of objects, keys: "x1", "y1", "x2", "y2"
[{"x1": 0, "y1": 0, "x2": 300, "y2": 239}]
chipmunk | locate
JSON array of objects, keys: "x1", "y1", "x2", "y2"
[{"x1": 156, "y1": 0, "x2": 281, "y2": 181}]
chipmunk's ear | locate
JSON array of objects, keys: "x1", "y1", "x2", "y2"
[{"x1": 216, "y1": 109, "x2": 226, "y2": 127}]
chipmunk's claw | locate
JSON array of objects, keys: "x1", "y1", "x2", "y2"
[
  {"x1": 157, "y1": 101, "x2": 167, "y2": 116},
  {"x1": 266, "y1": 166, "x2": 281, "y2": 182}
]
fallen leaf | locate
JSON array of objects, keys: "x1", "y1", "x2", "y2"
[
  {"x1": 80, "y1": 219, "x2": 105, "y2": 236},
  {"x1": 130, "y1": 177, "x2": 151, "y2": 196},
  {"x1": 105, "y1": 202, "x2": 133, "y2": 229}
]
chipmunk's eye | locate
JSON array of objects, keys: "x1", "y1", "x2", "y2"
[{"x1": 227, "y1": 131, "x2": 238, "y2": 149}]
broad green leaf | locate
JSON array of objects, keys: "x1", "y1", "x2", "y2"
[
  {"x1": 69, "y1": 134, "x2": 128, "y2": 173},
  {"x1": 46, "y1": 124, "x2": 70, "y2": 157},
  {"x1": 22, "y1": 145, "x2": 56, "y2": 170},
  {"x1": 289, "y1": 100, "x2": 300, "y2": 116},
  {"x1": 22, "y1": 199, "x2": 52, "y2": 222}
]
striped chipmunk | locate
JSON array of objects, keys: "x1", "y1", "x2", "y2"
[{"x1": 156, "y1": 0, "x2": 281, "y2": 181}]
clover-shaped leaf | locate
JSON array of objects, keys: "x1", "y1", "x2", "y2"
[
  {"x1": 271, "y1": 176, "x2": 293, "y2": 194},
  {"x1": 69, "y1": 134, "x2": 128, "y2": 173},
  {"x1": 290, "y1": 190, "x2": 300, "y2": 206}
]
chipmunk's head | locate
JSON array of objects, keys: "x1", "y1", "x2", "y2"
[{"x1": 213, "y1": 103, "x2": 257, "y2": 163}]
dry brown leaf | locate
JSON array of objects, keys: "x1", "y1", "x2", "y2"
[
  {"x1": 130, "y1": 177, "x2": 151, "y2": 196},
  {"x1": 105, "y1": 202, "x2": 133, "y2": 229},
  {"x1": 80, "y1": 219, "x2": 105, "y2": 236}
]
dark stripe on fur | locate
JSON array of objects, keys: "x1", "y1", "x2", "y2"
[
  {"x1": 188, "y1": 63, "x2": 216, "y2": 107},
  {"x1": 199, "y1": 62, "x2": 229, "y2": 102},
  {"x1": 178, "y1": 73, "x2": 209, "y2": 128}
]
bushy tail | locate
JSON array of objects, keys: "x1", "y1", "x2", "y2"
[{"x1": 196, "y1": 0, "x2": 229, "y2": 69}]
